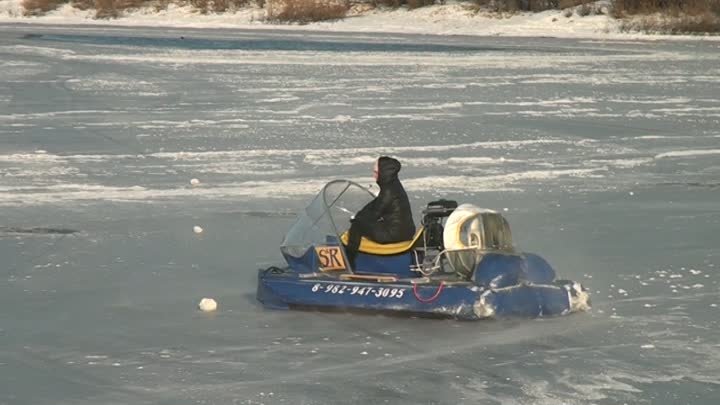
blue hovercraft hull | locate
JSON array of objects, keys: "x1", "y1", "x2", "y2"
[{"x1": 257, "y1": 267, "x2": 585, "y2": 320}]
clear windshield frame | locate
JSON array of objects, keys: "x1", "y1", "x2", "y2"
[{"x1": 280, "y1": 180, "x2": 376, "y2": 258}]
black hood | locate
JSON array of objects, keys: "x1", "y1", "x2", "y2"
[{"x1": 376, "y1": 156, "x2": 401, "y2": 186}]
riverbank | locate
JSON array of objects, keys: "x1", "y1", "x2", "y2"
[{"x1": 1, "y1": 0, "x2": 719, "y2": 39}]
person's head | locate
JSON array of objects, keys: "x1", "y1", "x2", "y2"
[{"x1": 375, "y1": 156, "x2": 401, "y2": 185}]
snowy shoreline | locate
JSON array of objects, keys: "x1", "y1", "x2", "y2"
[{"x1": 1, "y1": 0, "x2": 719, "y2": 41}]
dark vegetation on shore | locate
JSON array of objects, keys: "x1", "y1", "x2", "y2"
[
  {"x1": 265, "y1": 0, "x2": 350, "y2": 23},
  {"x1": 20, "y1": 0, "x2": 720, "y2": 33},
  {"x1": 613, "y1": 0, "x2": 719, "y2": 32}
]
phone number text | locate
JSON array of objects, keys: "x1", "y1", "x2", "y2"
[{"x1": 310, "y1": 283, "x2": 405, "y2": 299}]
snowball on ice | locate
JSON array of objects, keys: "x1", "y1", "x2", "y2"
[{"x1": 198, "y1": 298, "x2": 218, "y2": 312}]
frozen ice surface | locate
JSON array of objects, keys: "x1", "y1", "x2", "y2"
[{"x1": 1, "y1": 24, "x2": 720, "y2": 405}]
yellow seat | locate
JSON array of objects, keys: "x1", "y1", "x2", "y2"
[{"x1": 340, "y1": 227, "x2": 424, "y2": 256}]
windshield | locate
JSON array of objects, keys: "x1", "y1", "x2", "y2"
[{"x1": 281, "y1": 180, "x2": 375, "y2": 258}]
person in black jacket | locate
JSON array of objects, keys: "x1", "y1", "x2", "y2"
[{"x1": 346, "y1": 156, "x2": 415, "y2": 268}]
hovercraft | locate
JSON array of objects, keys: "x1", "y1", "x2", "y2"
[{"x1": 257, "y1": 180, "x2": 590, "y2": 320}]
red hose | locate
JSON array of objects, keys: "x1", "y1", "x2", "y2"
[{"x1": 412, "y1": 282, "x2": 445, "y2": 303}]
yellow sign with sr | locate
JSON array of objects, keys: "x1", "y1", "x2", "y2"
[{"x1": 314, "y1": 246, "x2": 347, "y2": 271}]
